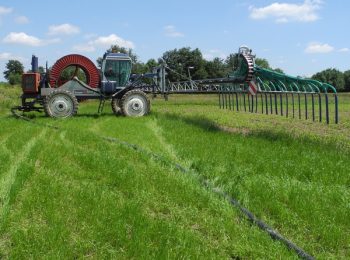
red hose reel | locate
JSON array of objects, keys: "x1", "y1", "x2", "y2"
[{"x1": 49, "y1": 54, "x2": 100, "y2": 88}]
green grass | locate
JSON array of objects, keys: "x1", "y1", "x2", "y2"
[{"x1": 0, "y1": 85, "x2": 349, "y2": 258}]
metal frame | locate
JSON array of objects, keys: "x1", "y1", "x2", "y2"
[
  {"x1": 218, "y1": 90, "x2": 339, "y2": 124},
  {"x1": 14, "y1": 47, "x2": 339, "y2": 124}
]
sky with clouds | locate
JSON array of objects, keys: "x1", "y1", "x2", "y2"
[{"x1": 0, "y1": 0, "x2": 349, "y2": 81}]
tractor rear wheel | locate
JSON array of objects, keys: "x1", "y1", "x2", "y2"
[
  {"x1": 120, "y1": 90, "x2": 150, "y2": 117},
  {"x1": 111, "y1": 98, "x2": 122, "y2": 116},
  {"x1": 44, "y1": 89, "x2": 78, "y2": 118}
]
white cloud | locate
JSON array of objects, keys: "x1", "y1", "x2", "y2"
[
  {"x1": 276, "y1": 17, "x2": 288, "y2": 23},
  {"x1": 338, "y1": 48, "x2": 349, "y2": 53},
  {"x1": 305, "y1": 42, "x2": 334, "y2": 53},
  {"x1": 84, "y1": 33, "x2": 97, "y2": 39},
  {"x1": 0, "y1": 52, "x2": 25, "y2": 61},
  {"x1": 72, "y1": 34, "x2": 134, "y2": 53},
  {"x1": 164, "y1": 25, "x2": 184, "y2": 38},
  {"x1": 203, "y1": 49, "x2": 226, "y2": 60},
  {"x1": 15, "y1": 15, "x2": 29, "y2": 24},
  {"x1": 3, "y1": 32, "x2": 41, "y2": 46},
  {"x1": 0, "y1": 6, "x2": 12, "y2": 15},
  {"x1": 72, "y1": 44, "x2": 95, "y2": 53},
  {"x1": 249, "y1": 0, "x2": 322, "y2": 23},
  {"x1": 3, "y1": 32, "x2": 60, "y2": 47},
  {"x1": 89, "y1": 34, "x2": 134, "y2": 49},
  {"x1": 0, "y1": 6, "x2": 12, "y2": 26},
  {"x1": 0, "y1": 52, "x2": 14, "y2": 60},
  {"x1": 48, "y1": 23, "x2": 80, "y2": 35}
]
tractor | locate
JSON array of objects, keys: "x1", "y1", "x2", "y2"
[{"x1": 17, "y1": 51, "x2": 155, "y2": 118}]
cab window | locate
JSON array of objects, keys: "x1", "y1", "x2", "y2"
[
  {"x1": 104, "y1": 59, "x2": 131, "y2": 86},
  {"x1": 104, "y1": 60, "x2": 118, "y2": 81}
]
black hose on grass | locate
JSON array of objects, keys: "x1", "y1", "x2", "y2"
[
  {"x1": 11, "y1": 109, "x2": 314, "y2": 260},
  {"x1": 103, "y1": 136, "x2": 314, "y2": 260},
  {"x1": 10, "y1": 107, "x2": 60, "y2": 130},
  {"x1": 216, "y1": 189, "x2": 315, "y2": 260}
]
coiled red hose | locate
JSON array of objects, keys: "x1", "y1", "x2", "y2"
[{"x1": 49, "y1": 54, "x2": 100, "y2": 88}]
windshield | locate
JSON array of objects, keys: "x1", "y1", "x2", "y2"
[{"x1": 104, "y1": 59, "x2": 131, "y2": 86}]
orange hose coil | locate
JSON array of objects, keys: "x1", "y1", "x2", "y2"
[{"x1": 49, "y1": 54, "x2": 100, "y2": 88}]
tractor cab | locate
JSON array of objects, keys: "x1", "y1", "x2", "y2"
[{"x1": 101, "y1": 52, "x2": 132, "y2": 94}]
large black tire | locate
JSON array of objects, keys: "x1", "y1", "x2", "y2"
[
  {"x1": 120, "y1": 90, "x2": 150, "y2": 117},
  {"x1": 111, "y1": 98, "x2": 122, "y2": 116},
  {"x1": 44, "y1": 89, "x2": 78, "y2": 118}
]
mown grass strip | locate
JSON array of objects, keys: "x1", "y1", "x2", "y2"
[
  {"x1": 2, "y1": 88, "x2": 349, "y2": 258},
  {"x1": 1, "y1": 126, "x2": 293, "y2": 258},
  {"x1": 0, "y1": 109, "x2": 296, "y2": 258},
  {"x1": 0, "y1": 129, "x2": 46, "y2": 225},
  {"x1": 99, "y1": 134, "x2": 314, "y2": 259},
  {"x1": 153, "y1": 112, "x2": 350, "y2": 258}
]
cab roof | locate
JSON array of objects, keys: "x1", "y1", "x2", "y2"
[{"x1": 103, "y1": 52, "x2": 131, "y2": 61}]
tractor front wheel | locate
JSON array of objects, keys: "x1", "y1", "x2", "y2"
[
  {"x1": 44, "y1": 89, "x2": 78, "y2": 118},
  {"x1": 120, "y1": 90, "x2": 150, "y2": 117},
  {"x1": 111, "y1": 98, "x2": 122, "y2": 116}
]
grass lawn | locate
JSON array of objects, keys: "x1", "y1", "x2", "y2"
[{"x1": 0, "y1": 84, "x2": 349, "y2": 258}]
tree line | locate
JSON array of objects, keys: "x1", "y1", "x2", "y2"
[{"x1": 3, "y1": 46, "x2": 350, "y2": 91}]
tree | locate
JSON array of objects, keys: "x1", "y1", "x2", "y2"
[
  {"x1": 225, "y1": 54, "x2": 236, "y2": 72},
  {"x1": 205, "y1": 58, "x2": 226, "y2": 78},
  {"x1": 141, "y1": 59, "x2": 159, "y2": 74},
  {"x1": 38, "y1": 66, "x2": 45, "y2": 74},
  {"x1": 8, "y1": 74, "x2": 22, "y2": 85},
  {"x1": 274, "y1": 68, "x2": 284, "y2": 74},
  {"x1": 343, "y1": 70, "x2": 350, "y2": 91},
  {"x1": 162, "y1": 47, "x2": 207, "y2": 81},
  {"x1": 3, "y1": 60, "x2": 24, "y2": 85},
  {"x1": 255, "y1": 58, "x2": 271, "y2": 69},
  {"x1": 254, "y1": 58, "x2": 284, "y2": 73},
  {"x1": 312, "y1": 68, "x2": 345, "y2": 91}
]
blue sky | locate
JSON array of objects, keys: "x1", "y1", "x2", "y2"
[{"x1": 0, "y1": 0, "x2": 349, "y2": 81}]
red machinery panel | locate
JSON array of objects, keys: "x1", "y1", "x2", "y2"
[{"x1": 22, "y1": 73, "x2": 40, "y2": 93}]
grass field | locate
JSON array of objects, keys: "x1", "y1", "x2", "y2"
[{"x1": 0, "y1": 84, "x2": 349, "y2": 258}]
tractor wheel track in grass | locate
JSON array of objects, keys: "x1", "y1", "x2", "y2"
[
  {"x1": 0, "y1": 134, "x2": 13, "y2": 156},
  {"x1": 0, "y1": 129, "x2": 47, "y2": 225},
  {"x1": 147, "y1": 117, "x2": 315, "y2": 260},
  {"x1": 10, "y1": 110, "x2": 314, "y2": 259},
  {"x1": 146, "y1": 119, "x2": 180, "y2": 162},
  {"x1": 101, "y1": 135, "x2": 314, "y2": 260}
]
